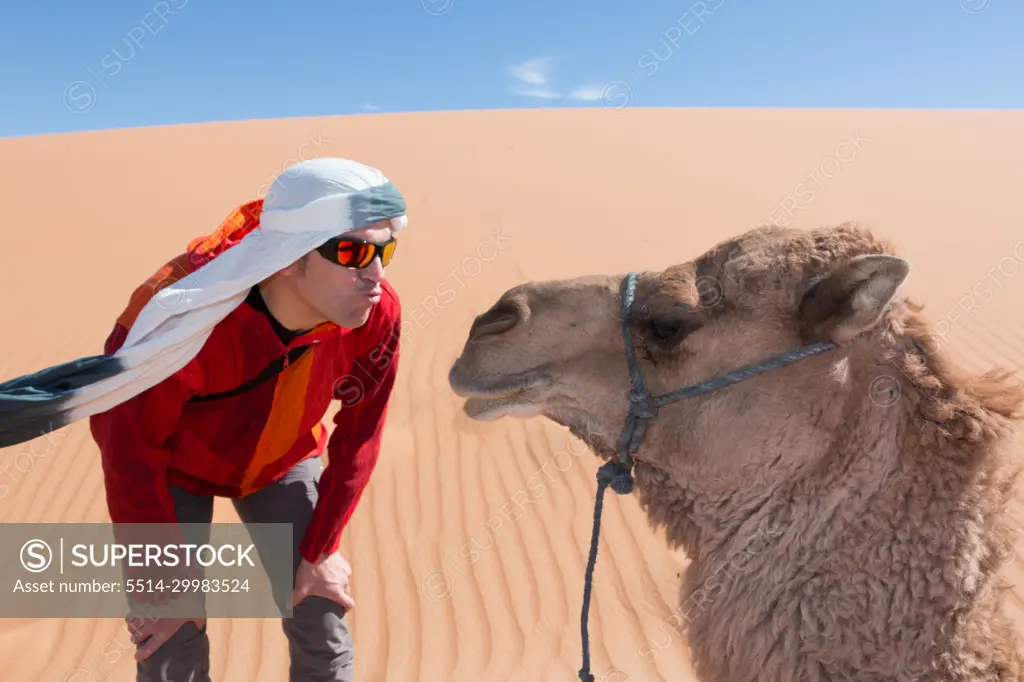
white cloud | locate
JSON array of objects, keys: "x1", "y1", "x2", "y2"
[
  {"x1": 508, "y1": 57, "x2": 553, "y2": 86},
  {"x1": 507, "y1": 58, "x2": 609, "y2": 102},
  {"x1": 363, "y1": 102, "x2": 381, "y2": 111},
  {"x1": 569, "y1": 85, "x2": 604, "y2": 101},
  {"x1": 508, "y1": 57, "x2": 564, "y2": 98}
]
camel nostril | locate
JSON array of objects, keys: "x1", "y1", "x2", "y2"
[{"x1": 468, "y1": 300, "x2": 523, "y2": 340}]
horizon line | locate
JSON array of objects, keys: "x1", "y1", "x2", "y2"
[{"x1": 3, "y1": 104, "x2": 1022, "y2": 142}]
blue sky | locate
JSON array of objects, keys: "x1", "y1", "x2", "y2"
[{"x1": 1, "y1": 0, "x2": 1021, "y2": 138}]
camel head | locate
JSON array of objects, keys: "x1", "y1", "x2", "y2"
[{"x1": 448, "y1": 223, "x2": 916, "y2": 493}]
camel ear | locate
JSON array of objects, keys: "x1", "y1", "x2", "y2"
[{"x1": 799, "y1": 254, "x2": 910, "y2": 344}]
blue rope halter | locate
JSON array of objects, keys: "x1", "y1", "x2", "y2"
[{"x1": 576, "y1": 271, "x2": 836, "y2": 682}]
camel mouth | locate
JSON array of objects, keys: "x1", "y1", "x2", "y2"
[
  {"x1": 463, "y1": 392, "x2": 531, "y2": 420},
  {"x1": 448, "y1": 367, "x2": 552, "y2": 420}
]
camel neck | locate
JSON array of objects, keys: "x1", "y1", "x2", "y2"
[{"x1": 644, "y1": 366, "x2": 1022, "y2": 682}]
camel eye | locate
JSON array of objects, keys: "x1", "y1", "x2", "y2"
[{"x1": 647, "y1": 316, "x2": 689, "y2": 347}]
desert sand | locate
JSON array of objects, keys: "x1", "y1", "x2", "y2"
[{"x1": 0, "y1": 107, "x2": 1023, "y2": 681}]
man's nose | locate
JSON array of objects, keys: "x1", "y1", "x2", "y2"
[{"x1": 360, "y1": 257, "x2": 385, "y2": 282}]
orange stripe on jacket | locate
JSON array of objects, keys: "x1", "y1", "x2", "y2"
[{"x1": 239, "y1": 344, "x2": 318, "y2": 493}]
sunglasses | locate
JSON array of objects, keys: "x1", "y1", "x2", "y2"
[{"x1": 316, "y1": 236, "x2": 397, "y2": 269}]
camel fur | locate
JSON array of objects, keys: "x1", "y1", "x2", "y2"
[{"x1": 447, "y1": 223, "x2": 1024, "y2": 681}]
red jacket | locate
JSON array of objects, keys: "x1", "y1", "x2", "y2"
[{"x1": 89, "y1": 200, "x2": 401, "y2": 564}]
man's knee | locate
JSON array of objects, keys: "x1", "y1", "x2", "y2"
[
  {"x1": 284, "y1": 596, "x2": 354, "y2": 680},
  {"x1": 136, "y1": 621, "x2": 210, "y2": 682}
]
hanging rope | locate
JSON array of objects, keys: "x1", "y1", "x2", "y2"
[{"x1": 577, "y1": 460, "x2": 633, "y2": 682}]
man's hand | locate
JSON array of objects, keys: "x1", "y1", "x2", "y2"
[
  {"x1": 293, "y1": 552, "x2": 355, "y2": 611},
  {"x1": 127, "y1": 615, "x2": 206, "y2": 662},
  {"x1": 124, "y1": 564, "x2": 205, "y2": 661}
]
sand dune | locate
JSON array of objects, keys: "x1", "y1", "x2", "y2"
[{"x1": 1, "y1": 107, "x2": 1023, "y2": 681}]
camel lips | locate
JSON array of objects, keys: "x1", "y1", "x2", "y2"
[{"x1": 489, "y1": 386, "x2": 526, "y2": 398}]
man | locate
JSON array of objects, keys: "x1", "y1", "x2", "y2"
[{"x1": 0, "y1": 157, "x2": 406, "y2": 681}]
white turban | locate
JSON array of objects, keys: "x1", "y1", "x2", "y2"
[{"x1": 0, "y1": 157, "x2": 408, "y2": 447}]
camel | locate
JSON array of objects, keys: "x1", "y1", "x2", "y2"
[{"x1": 447, "y1": 222, "x2": 1024, "y2": 682}]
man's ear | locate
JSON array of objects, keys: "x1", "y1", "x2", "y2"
[{"x1": 799, "y1": 254, "x2": 910, "y2": 344}]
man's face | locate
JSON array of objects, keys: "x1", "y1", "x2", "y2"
[{"x1": 286, "y1": 220, "x2": 395, "y2": 329}]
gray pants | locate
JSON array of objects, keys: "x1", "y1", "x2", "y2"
[{"x1": 136, "y1": 457, "x2": 355, "y2": 682}]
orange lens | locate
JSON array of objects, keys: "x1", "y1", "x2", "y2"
[
  {"x1": 380, "y1": 239, "x2": 397, "y2": 266},
  {"x1": 335, "y1": 241, "x2": 373, "y2": 268}
]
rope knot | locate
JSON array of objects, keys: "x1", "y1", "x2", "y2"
[
  {"x1": 597, "y1": 460, "x2": 634, "y2": 495},
  {"x1": 627, "y1": 391, "x2": 658, "y2": 420}
]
